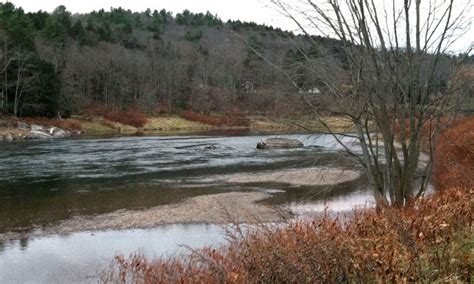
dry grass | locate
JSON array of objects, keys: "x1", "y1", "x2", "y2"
[
  {"x1": 78, "y1": 117, "x2": 136, "y2": 135},
  {"x1": 249, "y1": 115, "x2": 355, "y2": 133},
  {"x1": 105, "y1": 189, "x2": 472, "y2": 283},
  {"x1": 181, "y1": 111, "x2": 250, "y2": 127},
  {"x1": 104, "y1": 108, "x2": 148, "y2": 128},
  {"x1": 143, "y1": 116, "x2": 209, "y2": 132}
]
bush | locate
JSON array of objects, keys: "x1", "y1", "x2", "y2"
[
  {"x1": 104, "y1": 108, "x2": 148, "y2": 128},
  {"x1": 106, "y1": 189, "x2": 472, "y2": 283},
  {"x1": 181, "y1": 111, "x2": 250, "y2": 127},
  {"x1": 434, "y1": 116, "x2": 474, "y2": 191}
]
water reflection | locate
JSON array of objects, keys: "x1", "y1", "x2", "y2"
[{"x1": 0, "y1": 224, "x2": 226, "y2": 283}]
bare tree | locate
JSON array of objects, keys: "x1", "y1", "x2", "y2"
[
  {"x1": 0, "y1": 30, "x2": 10, "y2": 113},
  {"x1": 11, "y1": 50, "x2": 36, "y2": 117},
  {"x1": 270, "y1": 0, "x2": 472, "y2": 206}
]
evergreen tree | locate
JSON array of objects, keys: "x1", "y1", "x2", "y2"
[{"x1": 42, "y1": 5, "x2": 71, "y2": 46}]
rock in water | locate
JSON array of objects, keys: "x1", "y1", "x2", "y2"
[
  {"x1": 256, "y1": 142, "x2": 266, "y2": 149},
  {"x1": 257, "y1": 138, "x2": 304, "y2": 149}
]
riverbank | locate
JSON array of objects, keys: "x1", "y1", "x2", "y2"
[{"x1": 0, "y1": 114, "x2": 354, "y2": 140}]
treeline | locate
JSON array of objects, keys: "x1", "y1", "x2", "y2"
[
  {"x1": 0, "y1": 3, "x2": 342, "y2": 118},
  {"x1": 1, "y1": 3, "x2": 471, "y2": 118}
]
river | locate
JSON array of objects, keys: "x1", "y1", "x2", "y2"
[{"x1": 0, "y1": 133, "x2": 373, "y2": 282}]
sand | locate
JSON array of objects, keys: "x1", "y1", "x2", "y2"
[
  {"x1": 228, "y1": 167, "x2": 361, "y2": 186},
  {"x1": 0, "y1": 192, "x2": 286, "y2": 241}
]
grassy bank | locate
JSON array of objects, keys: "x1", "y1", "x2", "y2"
[{"x1": 1, "y1": 114, "x2": 355, "y2": 137}]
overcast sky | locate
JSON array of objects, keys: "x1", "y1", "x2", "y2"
[{"x1": 6, "y1": 0, "x2": 473, "y2": 53}]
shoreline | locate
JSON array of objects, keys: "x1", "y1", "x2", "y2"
[{"x1": 0, "y1": 114, "x2": 354, "y2": 141}]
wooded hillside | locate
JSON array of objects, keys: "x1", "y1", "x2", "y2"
[
  {"x1": 0, "y1": 3, "x2": 342, "y2": 118},
  {"x1": 0, "y1": 3, "x2": 471, "y2": 118}
]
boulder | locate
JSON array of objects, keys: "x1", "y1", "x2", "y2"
[
  {"x1": 52, "y1": 128, "x2": 68, "y2": 138},
  {"x1": 31, "y1": 124, "x2": 43, "y2": 131},
  {"x1": 4, "y1": 134, "x2": 13, "y2": 141},
  {"x1": 31, "y1": 130, "x2": 53, "y2": 139},
  {"x1": 17, "y1": 122, "x2": 30, "y2": 130},
  {"x1": 257, "y1": 138, "x2": 304, "y2": 149},
  {"x1": 48, "y1": 127, "x2": 68, "y2": 138}
]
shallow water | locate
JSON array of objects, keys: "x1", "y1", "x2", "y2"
[
  {"x1": 0, "y1": 133, "x2": 364, "y2": 233},
  {"x1": 0, "y1": 133, "x2": 372, "y2": 283}
]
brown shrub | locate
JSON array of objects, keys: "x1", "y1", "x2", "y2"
[
  {"x1": 105, "y1": 189, "x2": 472, "y2": 283},
  {"x1": 104, "y1": 108, "x2": 148, "y2": 128},
  {"x1": 181, "y1": 111, "x2": 250, "y2": 127},
  {"x1": 434, "y1": 116, "x2": 474, "y2": 191}
]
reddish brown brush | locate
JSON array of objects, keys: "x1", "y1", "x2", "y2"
[
  {"x1": 105, "y1": 189, "x2": 472, "y2": 283},
  {"x1": 181, "y1": 111, "x2": 250, "y2": 127},
  {"x1": 433, "y1": 116, "x2": 474, "y2": 191},
  {"x1": 23, "y1": 117, "x2": 82, "y2": 131},
  {"x1": 104, "y1": 108, "x2": 148, "y2": 128}
]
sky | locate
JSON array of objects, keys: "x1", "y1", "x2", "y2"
[{"x1": 6, "y1": 0, "x2": 473, "y2": 53}]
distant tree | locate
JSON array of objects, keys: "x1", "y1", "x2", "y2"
[
  {"x1": 147, "y1": 11, "x2": 163, "y2": 39},
  {"x1": 11, "y1": 50, "x2": 36, "y2": 117},
  {"x1": 5, "y1": 7, "x2": 35, "y2": 50},
  {"x1": 70, "y1": 19, "x2": 86, "y2": 44},
  {"x1": 42, "y1": 5, "x2": 71, "y2": 46},
  {"x1": 27, "y1": 10, "x2": 49, "y2": 30}
]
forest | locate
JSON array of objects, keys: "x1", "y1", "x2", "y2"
[{"x1": 0, "y1": 2, "x2": 357, "y2": 119}]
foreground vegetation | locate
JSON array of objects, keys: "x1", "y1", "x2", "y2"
[{"x1": 106, "y1": 189, "x2": 472, "y2": 283}]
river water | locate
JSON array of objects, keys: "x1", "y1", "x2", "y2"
[{"x1": 0, "y1": 133, "x2": 372, "y2": 282}]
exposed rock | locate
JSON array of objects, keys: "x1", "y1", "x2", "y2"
[
  {"x1": 50, "y1": 127, "x2": 68, "y2": 138},
  {"x1": 4, "y1": 135, "x2": 13, "y2": 141},
  {"x1": 257, "y1": 137, "x2": 304, "y2": 149},
  {"x1": 30, "y1": 124, "x2": 43, "y2": 131},
  {"x1": 31, "y1": 130, "x2": 53, "y2": 139},
  {"x1": 17, "y1": 122, "x2": 30, "y2": 130}
]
